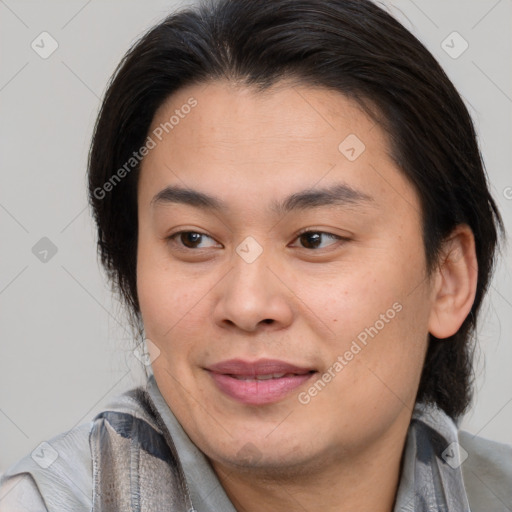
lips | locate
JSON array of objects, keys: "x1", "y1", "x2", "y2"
[{"x1": 206, "y1": 358, "x2": 316, "y2": 405}]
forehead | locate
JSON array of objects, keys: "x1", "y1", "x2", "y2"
[
  {"x1": 138, "y1": 80, "x2": 418, "y2": 221},
  {"x1": 148, "y1": 80, "x2": 383, "y2": 154}
]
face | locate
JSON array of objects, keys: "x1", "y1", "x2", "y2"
[{"x1": 136, "y1": 80, "x2": 437, "y2": 475}]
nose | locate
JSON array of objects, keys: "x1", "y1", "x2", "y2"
[{"x1": 213, "y1": 245, "x2": 294, "y2": 333}]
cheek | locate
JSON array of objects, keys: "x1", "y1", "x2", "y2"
[
  {"x1": 136, "y1": 238, "x2": 204, "y2": 342},
  {"x1": 137, "y1": 270, "x2": 207, "y2": 342},
  {"x1": 294, "y1": 263, "x2": 405, "y2": 343},
  {"x1": 304, "y1": 245, "x2": 430, "y2": 392},
  {"x1": 339, "y1": 285, "x2": 431, "y2": 411}
]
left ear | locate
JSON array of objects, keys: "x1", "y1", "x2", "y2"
[{"x1": 428, "y1": 224, "x2": 478, "y2": 339}]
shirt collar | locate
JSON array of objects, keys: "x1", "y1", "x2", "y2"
[
  {"x1": 146, "y1": 375, "x2": 470, "y2": 512},
  {"x1": 147, "y1": 374, "x2": 237, "y2": 512},
  {"x1": 394, "y1": 401, "x2": 471, "y2": 511}
]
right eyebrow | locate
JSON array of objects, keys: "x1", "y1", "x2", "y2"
[{"x1": 151, "y1": 185, "x2": 226, "y2": 211}]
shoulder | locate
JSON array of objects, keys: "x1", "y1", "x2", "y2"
[
  {"x1": 0, "y1": 421, "x2": 94, "y2": 511},
  {"x1": 458, "y1": 429, "x2": 512, "y2": 511},
  {"x1": 0, "y1": 385, "x2": 162, "y2": 512},
  {"x1": 0, "y1": 473, "x2": 49, "y2": 511}
]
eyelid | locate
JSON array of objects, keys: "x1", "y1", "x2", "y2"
[{"x1": 294, "y1": 227, "x2": 344, "y2": 238}]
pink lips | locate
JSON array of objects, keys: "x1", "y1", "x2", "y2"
[{"x1": 206, "y1": 358, "x2": 316, "y2": 405}]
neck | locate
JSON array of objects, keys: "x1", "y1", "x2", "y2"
[{"x1": 210, "y1": 421, "x2": 409, "y2": 512}]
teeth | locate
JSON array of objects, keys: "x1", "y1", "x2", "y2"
[
  {"x1": 232, "y1": 373, "x2": 288, "y2": 381},
  {"x1": 256, "y1": 373, "x2": 286, "y2": 380}
]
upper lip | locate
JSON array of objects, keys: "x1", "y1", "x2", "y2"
[{"x1": 206, "y1": 358, "x2": 315, "y2": 376}]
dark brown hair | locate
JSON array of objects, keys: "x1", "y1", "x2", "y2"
[{"x1": 88, "y1": 0, "x2": 504, "y2": 419}]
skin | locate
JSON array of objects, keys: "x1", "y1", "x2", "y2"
[{"x1": 136, "y1": 80, "x2": 477, "y2": 512}]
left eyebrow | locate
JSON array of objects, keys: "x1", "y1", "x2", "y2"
[
  {"x1": 150, "y1": 182, "x2": 375, "y2": 214},
  {"x1": 269, "y1": 183, "x2": 375, "y2": 215}
]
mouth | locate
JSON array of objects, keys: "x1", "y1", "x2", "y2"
[{"x1": 206, "y1": 358, "x2": 317, "y2": 405}]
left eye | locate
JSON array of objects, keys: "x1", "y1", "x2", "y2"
[{"x1": 291, "y1": 231, "x2": 344, "y2": 250}]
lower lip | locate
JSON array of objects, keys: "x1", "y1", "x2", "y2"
[{"x1": 208, "y1": 371, "x2": 315, "y2": 405}]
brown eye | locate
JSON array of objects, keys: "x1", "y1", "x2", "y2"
[
  {"x1": 167, "y1": 231, "x2": 218, "y2": 249},
  {"x1": 293, "y1": 231, "x2": 345, "y2": 250}
]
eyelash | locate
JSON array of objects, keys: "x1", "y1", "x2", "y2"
[{"x1": 166, "y1": 229, "x2": 348, "y2": 251}]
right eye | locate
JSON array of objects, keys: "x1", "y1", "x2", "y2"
[{"x1": 166, "y1": 231, "x2": 221, "y2": 250}]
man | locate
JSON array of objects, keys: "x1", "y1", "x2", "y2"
[{"x1": 1, "y1": 0, "x2": 510, "y2": 510}]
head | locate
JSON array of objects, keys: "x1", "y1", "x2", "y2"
[{"x1": 88, "y1": 0, "x2": 503, "y2": 475}]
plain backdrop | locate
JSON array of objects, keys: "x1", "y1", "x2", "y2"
[{"x1": 1, "y1": 0, "x2": 511, "y2": 472}]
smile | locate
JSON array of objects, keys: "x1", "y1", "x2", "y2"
[{"x1": 206, "y1": 359, "x2": 317, "y2": 405}]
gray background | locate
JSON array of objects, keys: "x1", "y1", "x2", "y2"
[{"x1": 1, "y1": 0, "x2": 511, "y2": 472}]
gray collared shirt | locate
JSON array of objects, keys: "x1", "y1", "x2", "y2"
[{"x1": 1, "y1": 375, "x2": 511, "y2": 511}]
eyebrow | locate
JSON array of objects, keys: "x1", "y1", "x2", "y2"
[{"x1": 151, "y1": 183, "x2": 375, "y2": 214}]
